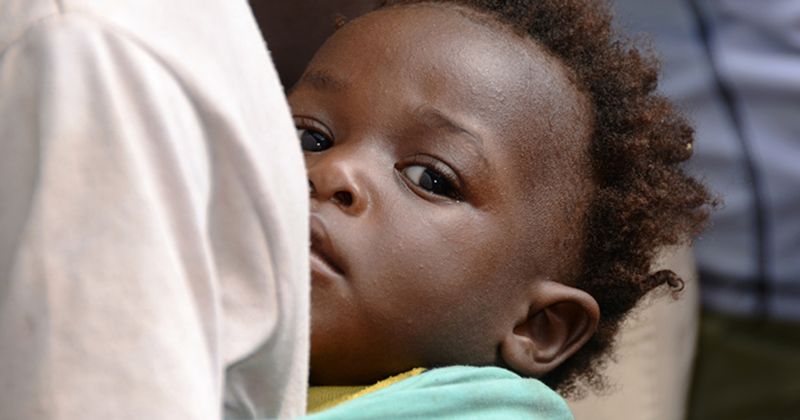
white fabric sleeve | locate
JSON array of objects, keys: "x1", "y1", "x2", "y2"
[{"x1": 0, "y1": 14, "x2": 308, "y2": 420}]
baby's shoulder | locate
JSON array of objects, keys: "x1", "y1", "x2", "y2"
[{"x1": 305, "y1": 366, "x2": 574, "y2": 420}]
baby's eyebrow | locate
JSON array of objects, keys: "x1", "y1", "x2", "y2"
[
  {"x1": 297, "y1": 69, "x2": 348, "y2": 93},
  {"x1": 414, "y1": 105, "x2": 491, "y2": 171},
  {"x1": 415, "y1": 106, "x2": 484, "y2": 146}
]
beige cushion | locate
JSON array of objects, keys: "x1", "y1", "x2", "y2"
[{"x1": 568, "y1": 246, "x2": 699, "y2": 420}]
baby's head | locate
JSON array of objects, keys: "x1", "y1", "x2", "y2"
[{"x1": 289, "y1": 0, "x2": 709, "y2": 394}]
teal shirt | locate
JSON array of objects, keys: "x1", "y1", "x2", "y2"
[{"x1": 303, "y1": 366, "x2": 574, "y2": 419}]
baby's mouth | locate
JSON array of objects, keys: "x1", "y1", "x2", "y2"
[
  {"x1": 309, "y1": 215, "x2": 346, "y2": 280},
  {"x1": 310, "y1": 245, "x2": 344, "y2": 277}
]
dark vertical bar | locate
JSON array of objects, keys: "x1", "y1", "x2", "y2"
[{"x1": 686, "y1": 0, "x2": 771, "y2": 317}]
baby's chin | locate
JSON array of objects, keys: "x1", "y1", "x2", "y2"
[
  {"x1": 309, "y1": 323, "x2": 502, "y2": 385},
  {"x1": 307, "y1": 309, "x2": 428, "y2": 385},
  {"x1": 308, "y1": 348, "x2": 413, "y2": 386}
]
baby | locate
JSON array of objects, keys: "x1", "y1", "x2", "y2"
[{"x1": 289, "y1": 0, "x2": 710, "y2": 417}]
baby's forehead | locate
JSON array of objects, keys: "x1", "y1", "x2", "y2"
[
  {"x1": 308, "y1": 4, "x2": 592, "y2": 152},
  {"x1": 333, "y1": 4, "x2": 562, "y2": 80}
]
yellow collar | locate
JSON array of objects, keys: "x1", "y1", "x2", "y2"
[{"x1": 307, "y1": 368, "x2": 426, "y2": 414}]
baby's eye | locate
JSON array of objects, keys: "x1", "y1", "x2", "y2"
[
  {"x1": 298, "y1": 128, "x2": 333, "y2": 152},
  {"x1": 402, "y1": 165, "x2": 458, "y2": 199}
]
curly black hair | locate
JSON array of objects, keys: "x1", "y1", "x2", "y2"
[{"x1": 378, "y1": 0, "x2": 713, "y2": 396}]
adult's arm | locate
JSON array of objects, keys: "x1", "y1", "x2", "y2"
[{"x1": 0, "y1": 10, "x2": 308, "y2": 420}]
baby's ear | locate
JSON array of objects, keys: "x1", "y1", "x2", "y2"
[{"x1": 500, "y1": 281, "x2": 599, "y2": 378}]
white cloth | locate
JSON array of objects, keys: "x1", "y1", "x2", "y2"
[{"x1": 0, "y1": 1, "x2": 309, "y2": 419}]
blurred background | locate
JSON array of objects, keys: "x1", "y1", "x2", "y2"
[{"x1": 609, "y1": 1, "x2": 800, "y2": 419}]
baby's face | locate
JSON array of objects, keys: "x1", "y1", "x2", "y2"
[{"x1": 289, "y1": 4, "x2": 593, "y2": 385}]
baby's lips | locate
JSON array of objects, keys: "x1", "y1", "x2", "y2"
[{"x1": 310, "y1": 213, "x2": 348, "y2": 276}]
